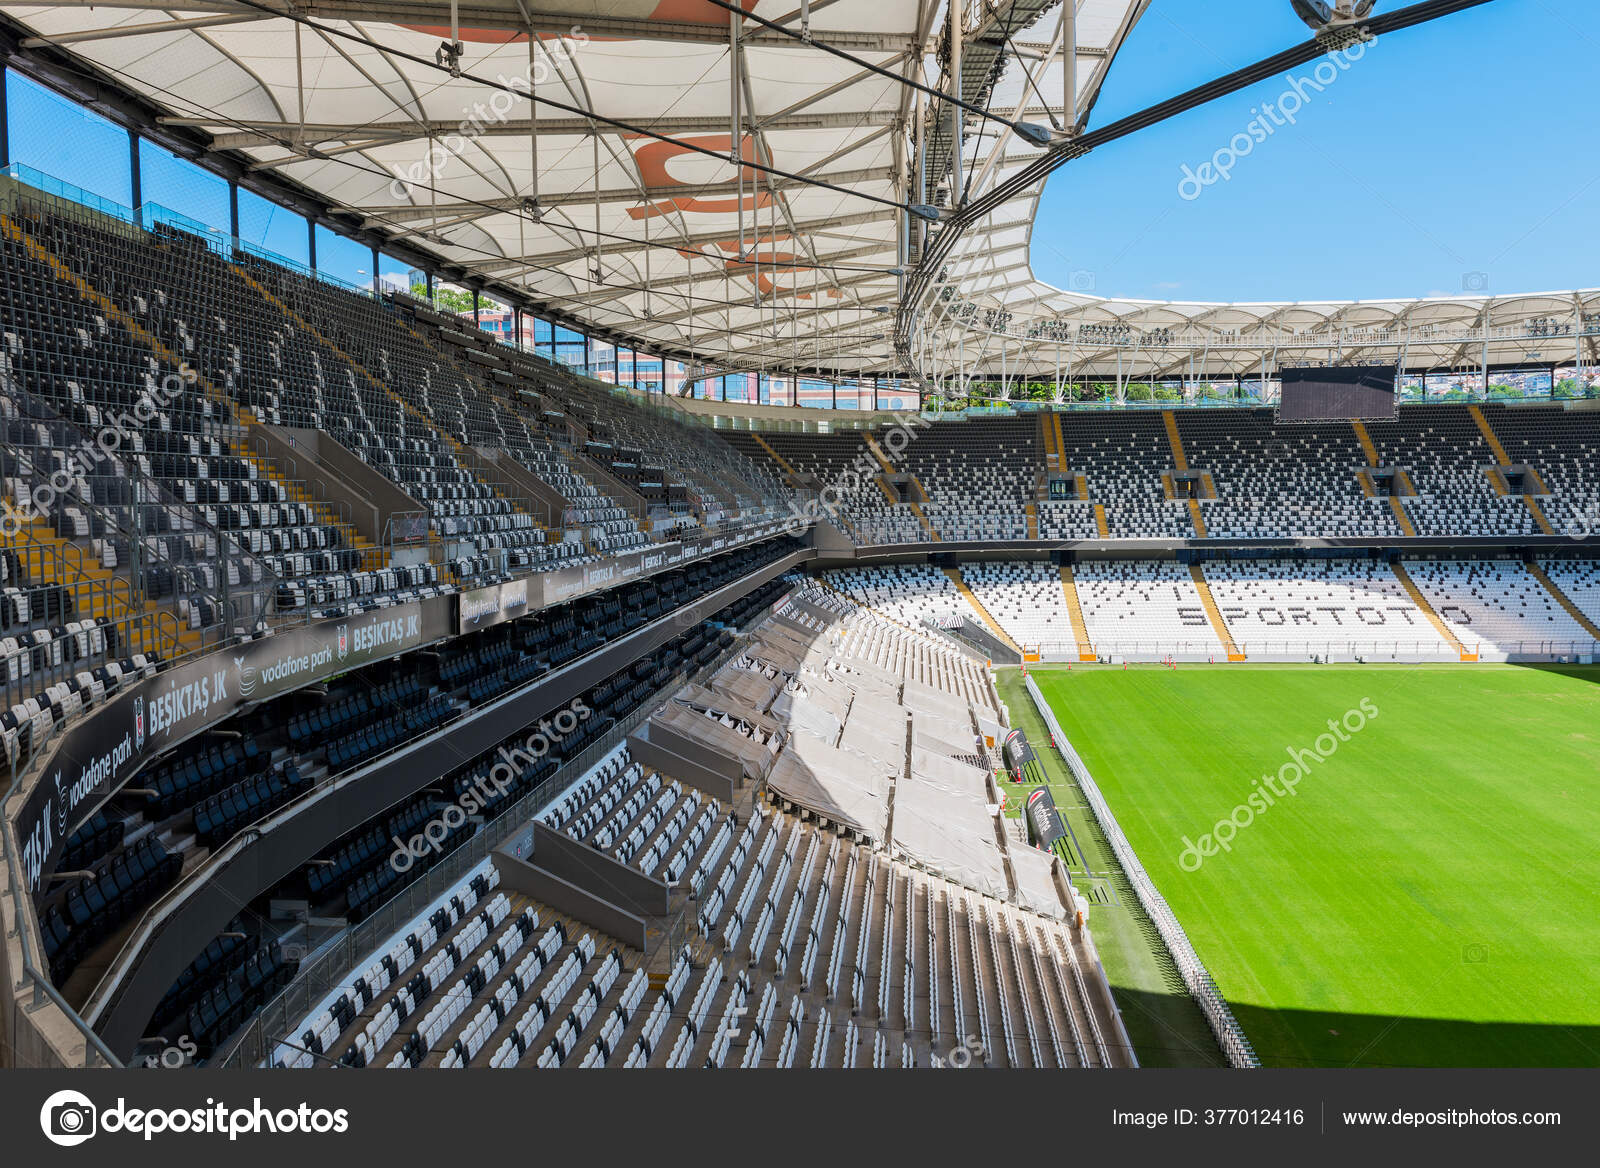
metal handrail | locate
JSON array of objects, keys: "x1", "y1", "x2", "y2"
[
  {"x1": 0, "y1": 607, "x2": 182, "y2": 730},
  {"x1": 223, "y1": 585, "x2": 777, "y2": 1069},
  {"x1": 0, "y1": 387, "x2": 280, "y2": 620}
]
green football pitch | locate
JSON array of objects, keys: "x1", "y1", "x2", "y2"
[{"x1": 1008, "y1": 663, "x2": 1600, "y2": 1068}]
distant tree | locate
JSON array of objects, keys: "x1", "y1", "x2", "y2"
[{"x1": 414, "y1": 283, "x2": 504, "y2": 316}]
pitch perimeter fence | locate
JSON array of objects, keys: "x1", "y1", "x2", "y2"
[{"x1": 1022, "y1": 673, "x2": 1260, "y2": 1068}]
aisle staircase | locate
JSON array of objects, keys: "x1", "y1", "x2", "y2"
[
  {"x1": 1351, "y1": 420, "x2": 1417, "y2": 536},
  {"x1": 1468, "y1": 404, "x2": 1555, "y2": 534},
  {"x1": 6, "y1": 214, "x2": 383, "y2": 578},
  {"x1": 13, "y1": 514, "x2": 204, "y2": 652},
  {"x1": 235, "y1": 267, "x2": 550, "y2": 542},
  {"x1": 1, "y1": 215, "x2": 246, "y2": 654},
  {"x1": 1040, "y1": 412, "x2": 1058, "y2": 470},
  {"x1": 1163, "y1": 412, "x2": 1207, "y2": 537},
  {"x1": 942, "y1": 568, "x2": 1024, "y2": 657},
  {"x1": 1162, "y1": 411, "x2": 1189, "y2": 472},
  {"x1": 863, "y1": 431, "x2": 938, "y2": 540},
  {"x1": 1389, "y1": 562, "x2": 1476, "y2": 661},
  {"x1": 1188, "y1": 566, "x2": 1245, "y2": 661},
  {"x1": 1524, "y1": 562, "x2": 1600, "y2": 642},
  {"x1": 751, "y1": 433, "x2": 796, "y2": 477},
  {"x1": 1057, "y1": 565, "x2": 1098, "y2": 661}
]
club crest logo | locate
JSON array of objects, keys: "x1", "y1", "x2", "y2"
[
  {"x1": 336, "y1": 625, "x2": 349, "y2": 662},
  {"x1": 235, "y1": 655, "x2": 258, "y2": 698},
  {"x1": 53, "y1": 771, "x2": 68, "y2": 835}
]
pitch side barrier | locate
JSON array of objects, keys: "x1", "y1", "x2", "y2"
[{"x1": 1022, "y1": 674, "x2": 1260, "y2": 1069}]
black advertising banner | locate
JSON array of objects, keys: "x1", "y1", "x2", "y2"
[
  {"x1": 10, "y1": 526, "x2": 789, "y2": 911},
  {"x1": 456, "y1": 578, "x2": 531, "y2": 634},
  {"x1": 1025, "y1": 787, "x2": 1066, "y2": 850},
  {"x1": 12, "y1": 599, "x2": 451, "y2": 909},
  {"x1": 1002, "y1": 728, "x2": 1036, "y2": 777}
]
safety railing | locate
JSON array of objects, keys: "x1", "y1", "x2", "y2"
[{"x1": 1022, "y1": 638, "x2": 1598, "y2": 663}]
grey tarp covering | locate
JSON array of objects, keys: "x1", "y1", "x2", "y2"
[
  {"x1": 742, "y1": 634, "x2": 809, "y2": 674},
  {"x1": 777, "y1": 672, "x2": 853, "y2": 721},
  {"x1": 1009, "y1": 842, "x2": 1069, "y2": 920},
  {"x1": 911, "y1": 719, "x2": 977, "y2": 762},
  {"x1": 767, "y1": 686, "x2": 844, "y2": 746},
  {"x1": 900, "y1": 676, "x2": 972, "y2": 724},
  {"x1": 650, "y1": 704, "x2": 779, "y2": 781},
  {"x1": 708, "y1": 663, "x2": 782, "y2": 714},
  {"x1": 671, "y1": 684, "x2": 786, "y2": 741},
  {"x1": 835, "y1": 688, "x2": 902, "y2": 768},
  {"x1": 891, "y1": 756, "x2": 1010, "y2": 900},
  {"x1": 839, "y1": 706, "x2": 905, "y2": 769},
  {"x1": 766, "y1": 745, "x2": 892, "y2": 841}
]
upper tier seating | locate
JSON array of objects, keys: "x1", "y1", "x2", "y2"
[
  {"x1": 1054, "y1": 412, "x2": 1192, "y2": 538},
  {"x1": 1176, "y1": 410, "x2": 1402, "y2": 538},
  {"x1": 897, "y1": 418, "x2": 1036, "y2": 541},
  {"x1": 1364, "y1": 405, "x2": 1536, "y2": 536},
  {"x1": 1482, "y1": 404, "x2": 1600, "y2": 538},
  {"x1": 722, "y1": 402, "x2": 1600, "y2": 546},
  {"x1": 731, "y1": 430, "x2": 920, "y2": 541}
]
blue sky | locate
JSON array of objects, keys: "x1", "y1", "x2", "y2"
[{"x1": 1032, "y1": 0, "x2": 1598, "y2": 303}]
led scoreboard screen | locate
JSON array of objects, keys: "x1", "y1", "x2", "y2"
[{"x1": 1277, "y1": 364, "x2": 1398, "y2": 422}]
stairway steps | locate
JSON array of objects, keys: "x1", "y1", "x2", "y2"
[
  {"x1": 1389, "y1": 562, "x2": 1473, "y2": 660},
  {"x1": 1057, "y1": 565, "x2": 1097, "y2": 662},
  {"x1": 1188, "y1": 565, "x2": 1244, "y2": 660}
]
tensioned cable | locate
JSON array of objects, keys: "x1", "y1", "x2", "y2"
[
  {"x1": 701, "y1": 0, "x2": 1054, "y2": 147},
  {"x1": 224, "y1": 0, "x2": 940, "y2": 222},
  {"x1": 10, "y1": 8, "x2": 915, "y2": 366},
  {"x1": 898, "y1": 0, "x2": 1503, "y2": 365},
  {"x1": 7, "y1": 31, "x2": 906, "y2": 352}
]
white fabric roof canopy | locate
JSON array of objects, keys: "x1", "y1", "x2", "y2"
[
  {"x1": 9, "y1": 1, "x2": 1589, "y2": 381},
  {"x1": 0, "y1": 0, "x2": 1139, "y2": 373}
]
